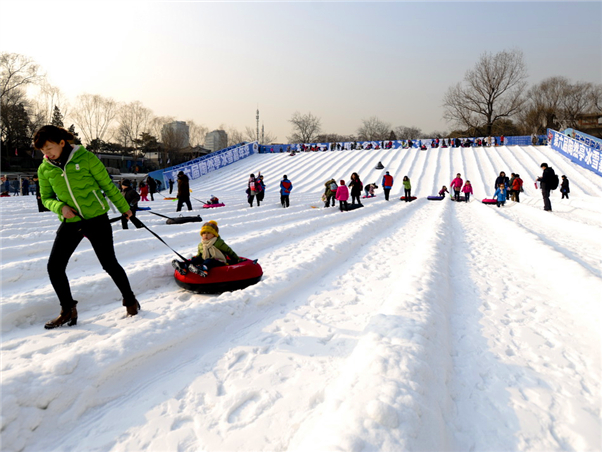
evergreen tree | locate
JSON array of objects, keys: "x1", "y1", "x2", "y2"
[
  {"x1": 68, "y1": 124, "x2": 82, "y2": 144},
  {"x1": 51, "y1": 106, "x2": 64, "y2": 127}
]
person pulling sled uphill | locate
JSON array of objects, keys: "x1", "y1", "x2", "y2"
[
  {"x1": 172, "y1": 221, "x2": 240, "y2": 277},
  {"x1": 34, "y1": 125, "x2": 141, "y2": 329},
  {"x1": 560, "y1": 175, "x2": 570, "y2": 199}
]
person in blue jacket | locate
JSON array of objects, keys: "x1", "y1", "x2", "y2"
[
  {"x1": 280, "y1": 175, "x2": 293, "y2": 208},
  {"x1": 493, "y1": 183, "x2": 507, "y2": 208}
]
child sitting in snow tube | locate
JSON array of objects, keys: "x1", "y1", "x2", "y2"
[{"x1": 172, "y1": 220, "x2": 239, "y2": 277}]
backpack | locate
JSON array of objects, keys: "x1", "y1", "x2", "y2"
[
  {"x1": 255, "y1": 180, "x2": 263, "y2": 192},
  {"x1": 330, "y1": 182, "x2": 337, "y2": 191},
  {"x1": 549, "y1": 173, "x2": 559, "y2": 190}
]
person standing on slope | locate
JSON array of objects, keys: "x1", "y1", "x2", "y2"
[
  {"x1": 450, "y1": 173, "x2": 464, "y2": 201},
  {"x1": 176, "y1": 171, "x2": 193, "y2": 211},
  {"x1": 537, "y1": 163, "x2": 557, "y2": 212},
  {"x1": 280, "y1": 175, "x2": 293, "y2": 208},
  {"x1": 34, "y1": 125, "x2": 140, "y2": 329},
  {"x1": 382, "y1": 171, "x2": 394, "y2": 201}
]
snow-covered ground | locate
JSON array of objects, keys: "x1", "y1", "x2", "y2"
[{"x1": 1, "y1": 145, "x2": 601, "y2": 452}]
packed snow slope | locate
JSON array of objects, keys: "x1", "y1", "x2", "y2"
[{"x1": 1, "y1": 145, "x2": 601, "y2": 452}]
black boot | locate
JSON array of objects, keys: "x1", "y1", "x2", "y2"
[
  {"x1": 125, "y1": 299, "x2": 141, "y2": 316},
  {"x1": 45, "y1": 306, "x2": 78, "y2": 329}
]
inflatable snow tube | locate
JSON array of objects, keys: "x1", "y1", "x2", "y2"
[
  {"x1": 174, "y1": 258, "x2": 263, "y2": 294},
  {"x1": 482, "y1": 198, "x2": 497, "y2": 204},
  {"x1": 203, "y1": 203, "x2": 225, "y2": 209},
  {"x1": 427, "y1": 196, "x2": 445, "y2": 201},
  {"x1": 399, "y1": 196, "x2": 417, "y2": 201},
  {"x1": 163, "y1": 197, "x2": 177, "y2": 201},
  {"x1": 362, "y1": 195, "x2": 376, "y2": 199},
  {"x1": 137, "y1": 206, "x2": 152, "y2": 210}
]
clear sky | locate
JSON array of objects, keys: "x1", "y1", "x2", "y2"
[{"x1": 1, "y1": 1, "x2": 601, "y2": 143}]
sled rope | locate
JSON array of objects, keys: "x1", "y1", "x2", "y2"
[{"x1": 129, "y1": 217, "x2": 189, "y2": 262}]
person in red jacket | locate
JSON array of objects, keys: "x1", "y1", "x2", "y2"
[
  {"x1": 335, "y1": 180, "x2": 349, "y2": 211},
  {"x1": 381, "y1": 171, "x2": 394, "y2": 201},
  {"x1": 450, "y1": 173, "x2": 463, "y2": 201},
  {"x1": 512, "y1": 174, "x2": 523, "y2": 202}
]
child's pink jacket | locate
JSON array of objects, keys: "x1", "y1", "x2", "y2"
[
  {"x1": 462, "y1": 184, "x2": 473, "y2": 194},
  {"x1": 335, "y1": 185, "x2": 349, "y2": 201}
]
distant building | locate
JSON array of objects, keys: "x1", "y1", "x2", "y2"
[
  {"x1": 204, "y1": 130, "x2": 228, "y2": 152},
  {"x1": 161, "y1": 121, "x2": 190, "y2": 149}
]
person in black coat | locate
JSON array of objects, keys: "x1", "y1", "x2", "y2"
[
  {"x1": 348, "y1": 172, "x2": 363, "y2": 206},
  {"x1": 494, "y1": 171, "x2": 509, "y2": 192},
  {"x1": 120, "y1": 179, "x2": 140, "y2": 229},
  {"x1": 169, "y1": 178, "x2": 174, "y2": 194},
  {"x1": 176, "y1": 171, "x2": 192, "y2": 212},
  {"x1": 147, "y1": 177, "x2": 156, "y2": 201},
  {"x1": 33, "y1": 176, "x2": 49, "y2": 212},
  {"x1": 560, "y1": 175, "x2": 570, "y2": 199},
  {"x1": 537, "y1": 163, "x2": 556, "y2": 211}
]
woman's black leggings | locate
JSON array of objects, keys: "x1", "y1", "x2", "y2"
[
  {"x1": 47, "y1": 214, "x2": 136, "y2": 309},
  {"x1": 351, "y1": 194, "x2": 361, "y2": 204}
]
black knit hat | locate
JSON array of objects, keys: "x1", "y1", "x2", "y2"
[{"x1": 121, "y1": 179, "x2": 131, "y2": 187}]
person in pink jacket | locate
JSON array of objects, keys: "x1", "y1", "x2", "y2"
[
  {"x1": 461, "y1": 180, "x2": 473, "y2": 202},
  {"x1": 450, "y1": 173, "x2": 463, "y2": 201},
  {"x1": 335, "y1": 179, "x2": 349, "y2": 212}
]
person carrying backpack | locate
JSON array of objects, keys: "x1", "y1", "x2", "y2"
[
  {"x1": 280, "y1": 175, "x2": 293, "y2": 208},
  {"x1": 537, "y1": 162, "x2": 558, "y2": 212},
  {"x1": 324, "y1": 178, "x2": 337, "y2": 207},
  {"x1": 381, "y1": 171, "x2": 394, "y2": 201}
]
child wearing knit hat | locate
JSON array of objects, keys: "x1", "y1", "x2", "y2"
[{"x1": 172, "y1": 220, "x2": 240, "y2": 277}]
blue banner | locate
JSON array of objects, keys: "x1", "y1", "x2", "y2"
[
  {"x1": 548, "y1": 129, "x2": 602, "y2": 177},
  {"x1": 148, "y1": 142, "x2": 258, "y2": 187},
  {"x1": 564, "y1": 128, "x2": 602, "y2": 151}
]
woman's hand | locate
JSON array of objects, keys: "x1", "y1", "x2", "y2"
[
  {"x1": 124, "y1": 210, "x2": 133, "y2": 219},
  {"x1": 61, "y1": 205, "x2": 78, "y2": 219}
]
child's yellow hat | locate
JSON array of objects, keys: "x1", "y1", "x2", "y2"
[{"x1": 200, "y1": 220, "x2": 219, "y2": 237}]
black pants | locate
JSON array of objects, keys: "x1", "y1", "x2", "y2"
[
  {"x1": 177, "y1": 196, "x2": 192, "y2": 211},
  {"x1": 339, "y1": 200, "x2": 348, "y2": 211},
  {"x1": 541, "y1": 184, "x2": 552, "y2": 211},
  {"x1": 149, "y1": 191, "x2": 154, "y2": 201},
  {"x1": 37, "y1": 196, "x2": 49, "y2": 212},
  {"x1": 464, "y1": 193, "x2": 470, "y2": 202},
  {"x1": 281, "y1": 195, "x2": 290, "y2": 207},
  {"x1": 48, "y1": 214, "x2": 136, "y2": 309},
  {"x1": 383, "y1": 188, "x2": 391, "y2": 201},
  {"x1": 454, "y1": 190, "x2": 461, "y2": 201},
  {"x1": 561, "y1": 191, "x2": 569, "y2": 199},
  {"x1": 248, "y1": 193, "x2": 257, "y2": 207},
  {"x1": 404, "y1": 189, "x2": 412, "y2": 201},
  {"x1": 121, "y1": 209, "x2": 136, "y2": 229},
  {"x1": 324, "y1": 194, "x2": 335, "y2": 207},
  {"x1": 351, "y1": 194, "x2": 361, "y2": 205}
]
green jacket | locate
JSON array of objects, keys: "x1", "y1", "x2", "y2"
[
  {"x1": 196, "y1": 237, "x2": 240, "y2": 264},
  {"x1": 403, "y1": 179, "x2": 412, "y2": 189},
  {"x1": 38, "y1": 145, "x2": 130, "y2": 222}
]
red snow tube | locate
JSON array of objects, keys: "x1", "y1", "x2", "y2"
[
  {"x1": 174, "y1": 258, "x2": 263, "y2": 294},
  {"x1": 202, "y1": 203, "x2": 225, "y2": 208},
  {"x1": 399, "y1": 196, "x2": 417, "y2": 201},
  {"x1": 482, "y1": 198, "x2": 497, "y2": 204}
]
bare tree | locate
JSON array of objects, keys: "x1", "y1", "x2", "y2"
[
  {"x1": 287, "y1": 111, "x2": 322, "y2": 143},
  {"x1": 0, "y1": 52, "x2": 44, "y2": 105},
  {"x1": 116, "y1": 101, "x2": 154, "y2": 148},
  {"x1": 443, "y1": 49, "x2": 528, "y2": 136},
  {"x1": 357, "y1": 117, "x2": 391, "y2": 141},
  {"x1": 560, "y1": 81, "x2": 595, "y2": 129},
  {"x1": 188, "y1": 120, "x2": 209, "y2": 147},
  {"x1": 149, "y1": 116, "x2": 174, "y2": 140},
  {"x1": 394, "y1": 126, "x2": 423, "y2": 140},
  {"x1": 71, "y1": 93, "x2": 119, "y2": 145}
]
